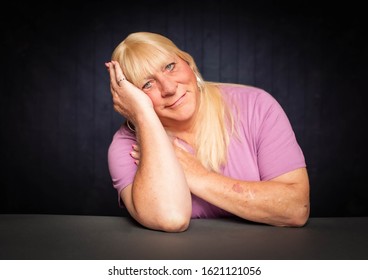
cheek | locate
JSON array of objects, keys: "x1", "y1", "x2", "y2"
[
  {"x1": 147, "y1": 92, "x2": 167, "y2": 116},
  {"x1": 146, "y1": 91, "x2": 161, "y2": 107},
  {"x1": 183, "y1": 68, "x2": 197, "y2": 83}
]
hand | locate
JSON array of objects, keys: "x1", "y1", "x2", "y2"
[
  {"x1": 105, "y1": 61, "x2": 153, "y2": 124},
  {"x1": 130, "y1": 144, "x2": 140, "y2": 165},
  {"x1": 129, "y1": 137, "x2": 210, "y2": 190},
  {"x1": 172, "y1": 138, "x2": 210, "y2": 190}
]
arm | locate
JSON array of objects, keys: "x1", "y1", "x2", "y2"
[
  {"x1": 106, "y1": 61, "x2": 191, "y2": 232},
  {"x1": 173, "y1": 140, "x2": 309, "y2": 227}
]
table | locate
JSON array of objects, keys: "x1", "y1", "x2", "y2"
[{"x1": 0, "y1": 214, "x2": 367, "y2": 259}]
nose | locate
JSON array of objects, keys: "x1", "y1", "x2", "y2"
[{"x1": 158, "y1": 76, "x2": 177, "y2": 97}]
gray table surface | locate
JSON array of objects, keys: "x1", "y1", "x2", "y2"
[{"x1": 1, "y1": 214, "x2": 367, "y2": 260}]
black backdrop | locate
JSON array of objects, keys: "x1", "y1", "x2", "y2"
[{"x1": 1, "y1": 0, "x2": 367, "y2": 217}]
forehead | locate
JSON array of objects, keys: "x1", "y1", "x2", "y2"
[{"x1": 133, "y1": 52, "x2": 178, "y2": 80}]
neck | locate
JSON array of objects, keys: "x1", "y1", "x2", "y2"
[{"x1": 165, "y1": 122, "x2": 197, "y2": 147}]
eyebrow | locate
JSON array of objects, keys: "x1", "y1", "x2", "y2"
[{"x1": 142, "y1": 58, "x2": 178, "y2": 81}]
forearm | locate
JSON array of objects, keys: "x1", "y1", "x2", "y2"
[
  {"x1": 190, "y1": 168, "x2": 310, "y2": 227},
  {"x1": 130, "y1": 113, "x2": 192, "y2": 231}
]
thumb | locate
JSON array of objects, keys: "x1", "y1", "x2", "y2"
[{"x1": 173, "y1": 137, "x2": 189, "y2": 152}]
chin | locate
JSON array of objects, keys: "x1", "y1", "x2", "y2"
[{"x1": 161, "y1": 111, "x2": 196, "y2": 126}]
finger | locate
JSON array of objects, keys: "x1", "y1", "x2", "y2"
[
  {"x1": 111, "y1": 87, "x2": 121, "y2": 102},
  {"x1": 105, "y1": 61, "x2": 117, "y2": 86},
  {"x1": 106, "y1": 61, "x2": 126, "y2": 88},
  {"x1": 132, "y1": 144, "x2": 140, "y2": 152},
  {"x1": 130, "y1": 150, "x2": 140, "y2": 160},
  {"x1": 173, "y1": 137, "x2": 189, "y2": 152},
  {"x1": 104, "y1": 62, "x2": 111, "y2": 71},
  {"x1": 112, "y1": 61, "x2": 127, "y2": 86},
  {"x1": 117, "y1": 77, "x2": 126, "y2": 87}
]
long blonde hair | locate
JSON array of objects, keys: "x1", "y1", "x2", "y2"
[{"x1": 112, "y1": 32, "x2": 234, "y2": 172}]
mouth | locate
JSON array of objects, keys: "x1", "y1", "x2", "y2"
[{"x1": 165, "y1": 92, "x2": 187, "y2": 108}]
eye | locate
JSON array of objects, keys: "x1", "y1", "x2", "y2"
[
  {"x1": 142, "y1": 80, "x2": 153, "y2": 90},
  {"x1": 165, "y1": 62, "x2": 176, "y2": 71}
]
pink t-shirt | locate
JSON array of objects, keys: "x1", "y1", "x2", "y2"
[{"x1": 108, "y1": 84, "x2": 306, "y2": 218}]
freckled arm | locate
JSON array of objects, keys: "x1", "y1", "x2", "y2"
[
  {"x1": 190, "y1": 167, "x2": 310, "y2": 227},
  {"x1": 121, "y1": 112, "x2": 192, "y2": 232}
]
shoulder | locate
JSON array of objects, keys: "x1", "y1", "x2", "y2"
[
  {"x1": 218, "y1": 83, "x2": 275, "y2": 102},
  {"x1": 108, "y1": 124, "x2": 137, "y2": 157},
  {"x1": 218, "y1": 83, "x2": 280, "y2": 112},
  {"x1": 111, "y1": 123, "x2": 136, "y2": 141}
]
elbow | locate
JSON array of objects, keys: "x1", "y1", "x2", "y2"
[
  {"x1": 156, "y1": 212, "x2": 191, "y2": 233},
  {"x1": 135, "y1": 209, "x2": 191, "y2": 233},
  {"x1": 287, "y1": 203, "x2": 310, "y2": 227},
  {"x1": 285, "y1": 179, "x2": 310, "y2": 227}
]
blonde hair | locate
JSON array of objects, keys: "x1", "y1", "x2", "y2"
[{"x1": 112, "y1": 32, "x2": 234, "y2": 172}]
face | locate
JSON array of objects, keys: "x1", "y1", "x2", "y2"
[{"x1": 138, "y1": 56, "x2": 199, "y2": 130}]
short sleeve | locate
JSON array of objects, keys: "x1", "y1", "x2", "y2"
[
  {"x1": 254, "y1": 90, "x2": 306, "y2": 180},
  {"x1": 107, "y1": 125, "x2": 138, "y2": 207}
]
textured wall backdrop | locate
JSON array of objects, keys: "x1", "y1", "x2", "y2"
[{"x1": 1, "y1": 0, "x2": 367, "y2": 217}]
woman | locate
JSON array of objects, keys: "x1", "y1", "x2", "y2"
[{"x1": 105, "y1": 31, "x2": 310, "y2": 232}]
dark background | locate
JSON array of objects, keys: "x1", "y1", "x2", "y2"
[{"x1": 1, "y1": 0, "x2": 367, "y2": 218}]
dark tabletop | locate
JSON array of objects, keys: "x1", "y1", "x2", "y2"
[{"x1": 0, "y1": 214, "x2": 367, "y2": 260}]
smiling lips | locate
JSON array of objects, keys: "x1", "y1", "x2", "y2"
[{"x1": 166, "y1": 92, "x2": 187, "y2": 108}]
